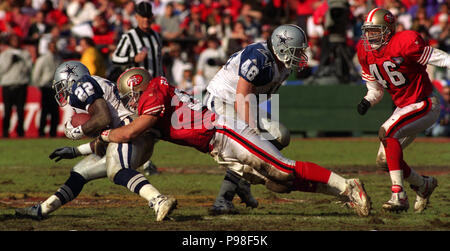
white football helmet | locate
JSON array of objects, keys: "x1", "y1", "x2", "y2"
[
  {"x1": 52, "y1": 61, "x2": 91, "y2": 107},
  {"x1": 117, "y1": 67, "x2": 152, "y2": 112},
  {"x1": 269, "y1": 24, "x2": 308, "y2": 71},
  {"x1": 361, "y1": 8, "x2": 396, "y2": 51}
]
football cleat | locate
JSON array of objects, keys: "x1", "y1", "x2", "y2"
[
  {"x1": 342, "y1": 179, "x2": 371, "y2": 217},
  {"x1": 208, "y1": 198, "x2": 239, "y2": 216},
  {"x1": 235, "y1": 180, "x2": 258, "y2": 209},
  {"x1": 15, "y1": 204, "x2": 45, "y2": 220},
  {"x1": 382, "y1": 185, "x2": 409, "y2": 212},
  {"x1": 150, "y1": 195, "x2": 177, "y2": 221},
  {"x1": 410, "y1": 176, "x2": 438, "y2": 213}
]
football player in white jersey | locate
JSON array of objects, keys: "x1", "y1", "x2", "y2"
[
  {"x1": 204, "y1": 24, "x2": 308, "y2": 214},
  {"x1": 15, "y1": 61, "x2": 176, "y2": 221}
]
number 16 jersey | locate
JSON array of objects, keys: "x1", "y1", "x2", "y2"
[{"x1": 357, "y1": 30, "x2": 434, "y2": 108}]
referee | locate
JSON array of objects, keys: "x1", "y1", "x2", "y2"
[{"x1": 111, "y1": 1, "x2": 163, "y2": 78}]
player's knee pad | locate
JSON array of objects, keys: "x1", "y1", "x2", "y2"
[{"x1": 72, "y1": 154, "x2": 107, "y2": 181}]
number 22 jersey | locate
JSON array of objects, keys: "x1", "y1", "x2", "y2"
[{"x1": 357, "y1": 30, "x2": 434, "y2": 108}]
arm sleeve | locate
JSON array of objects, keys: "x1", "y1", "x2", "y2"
[
  {"x1": 426, "y1": 47, "x2": 450, "y2": 68},
  {"x1": 364, "y1": 80, "x2": 384, "y2": 106}
]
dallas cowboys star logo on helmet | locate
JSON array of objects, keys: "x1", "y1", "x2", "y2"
[
  {"x1": 60, "y1": 64, "x2": 78, "y2": 79},
  {"x1": 276, "y1": 30, "x2": 293, "y2": 45}
]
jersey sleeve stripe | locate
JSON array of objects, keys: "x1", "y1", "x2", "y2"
[
  {"x1": 362, "y1": 72, "x2": 376, "y2": 81},
  {"x1": 418, "y1": 46, "x2": 433, "y2": 65},
  {"x1": 143, "y1": 105, "x2": 165, "y2": 115}
]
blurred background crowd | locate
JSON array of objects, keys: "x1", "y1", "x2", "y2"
[{"x1": 0, "y1": 0, "x2": 449, "y2": 137}]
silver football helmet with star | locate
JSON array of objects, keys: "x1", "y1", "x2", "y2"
[
  {"x1": 269, "y1": 24, "x2": 308, "y2": 71},
  {"x1": 52, "y1": 61, "x2": 91, "y2": 107},
  {"x1": 117, "y1": 67, "x2": 152, "y2": 113}
]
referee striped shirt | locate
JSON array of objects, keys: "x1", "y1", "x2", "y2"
[{"x1": 112, "y1": 27, "x2": 164, "y2": 77}]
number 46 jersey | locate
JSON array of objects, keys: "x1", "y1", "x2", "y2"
[
  {"x1": 357, "y1": 30, "x2": 434, "y2": 108},
  {"x1": 68, "y1": 75, "x2": 133, "y2": 128}
]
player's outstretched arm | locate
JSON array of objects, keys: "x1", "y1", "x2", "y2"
[
  {"x1": 101, "y1": 114, "x2": 158, "y2": 143},
  {"x1": 427, "y1": 48, "x2": 450, "y2": 68}
]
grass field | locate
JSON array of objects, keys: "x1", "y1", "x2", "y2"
[{"x1": 0, "y1": 137, "x2": 449, "y2": 232}]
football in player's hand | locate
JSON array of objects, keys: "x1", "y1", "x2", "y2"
[{"x1": 70, "y1": 113, "x2": 91, "y2": 127}]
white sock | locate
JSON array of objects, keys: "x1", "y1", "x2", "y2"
[
  {"x1": 315, "y1": 183, "x2": 341, "y2": 197},
  {"x1": 40, "y1": 195, "x2": 62, "y2": 215},
  {"x1": 139, "y1": 184, "x2": 161, "y2": 202},
  {"x1": 327, "y1": 172, "x2": 348, "y2": 194},
  {"x1": 389, "y1": 170, "x2": 404, "y2": 189}
]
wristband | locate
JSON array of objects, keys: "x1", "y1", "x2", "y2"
[{"x1": 101, "y1": 129, "x2": 111, "y2": 142}]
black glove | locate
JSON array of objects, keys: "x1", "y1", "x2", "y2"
[
  {"x1": 357, "y1": 98, "x2": 371, "y2": 115},
  {"x1": 49, "y1": 147, "x2": 80, "y2": 162}
]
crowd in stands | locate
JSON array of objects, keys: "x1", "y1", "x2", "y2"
[{"x1": 0, "y1": 0, "x2": 449, "y2": 137}]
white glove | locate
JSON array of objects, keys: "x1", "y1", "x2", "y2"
[{"x1": 64, "y1": 121, "x2": 84, "y2": 140}]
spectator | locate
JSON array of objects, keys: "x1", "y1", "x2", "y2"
[
  {"x1": 178, "y1": 63, "x2": 194, "y2": 93},
  {"x1": 66, "y1": 0, "x2": 98, "y2": 26},
  {"x1": 195, "y1": 35, "x2": 226, "y2": 90},
  {"x1": 165, "y1": 42, "x2": 189, "y2": 87},
  {"x1": 296, "y1": 0, "x2": 320, "y2": 35},
  {"x1": 0, "y1": 34, "x2": 32, "y2": 138},
  {"x1": 156, "y1": 2, "x2": 182, "y2": 40},
  {"x1": 38, "y1": 25, "x2": 67, "y2": 56},
  {"x1": 237, "y1": 3, "x2": 262, "y2": 40},
  {"x1": 79, "y1": 37, "x2": 107, "y2": 78},
  {"x1": 26, "y1": 10, "x2": 49, "y2": 46},
  {"x1": 225, "y1": 20, "x2": 248, "y2": 56},
  {"x1": 92, "y1": 13, "x2": 117, "y2": 57},
  {"x1": 411, "y1": 7, "x2": 432, "y2": 32},
  {"x1": 426, "y1": 85, "x2": 450, "y2": 137},
  {"x1": 111, "y1": 1, "x2": 163, "y2": 81},
  {"x1": 32, "y1": 39, "x2": 62, "y2": 137},
  {"x1": 40, "y1": 0, "x2": 69, "y2": 28},
  {"x1": 185, "y1": 6, "x2": 207, "y2": 39},
  {"x1": 429, "y1": 13, "x2": 448, "y2": 41},
  {"x1": 120, "y1": 0, "x2": 137, "y2": 29},
  {"x1": 396, "y1": 4, "x2": 413, "y2": 30}
]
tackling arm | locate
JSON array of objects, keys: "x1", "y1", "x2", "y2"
[{"x1": 101, "y1": 114, "x2": 158, "y2": 143}]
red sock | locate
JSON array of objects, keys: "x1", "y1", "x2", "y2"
[
  {"x1": 294, "y1": 161, "x2": 331, "y2": 184},
  {"x1": 384, "y1": 138, "x2": 411, "y2": 175}
]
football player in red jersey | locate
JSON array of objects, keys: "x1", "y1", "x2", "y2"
[
  {"x1": 99, "y1": 67, "x2": 373, "y2": 217},
  {"x1": 356, "y1": 8, "x2": 450, "y2": 212}
]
